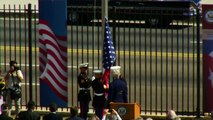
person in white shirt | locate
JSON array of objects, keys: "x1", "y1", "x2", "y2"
[{"x1": 4, "y1": 60, "x2": 24, "y2": 116}]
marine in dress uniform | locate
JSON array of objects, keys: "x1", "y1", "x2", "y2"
[
  {"x1": 77, "y1": 63, "x2": 92, "y2": 120},
  {"x1": 108, "y1": 66, "x2": 128, "y2": 103},
  {"x1": 92, "y1": 69, "x2": 106, "y2": 120}
]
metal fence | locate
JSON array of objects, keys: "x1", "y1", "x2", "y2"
[
  {"x1": 0, "y1": 3, "x2": 202, "y2": 116},
  {"x1": 0, "y1": 4, "x2": 40, "y2": 109}
]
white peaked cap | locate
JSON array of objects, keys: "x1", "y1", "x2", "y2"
[
  {"x1": 167, "y1": 110, "x2": 177, "y2": 119},
  {"x1": 79, "y1": 63, "x2": 89, "y2": 68},
  {"x1": 93, "y1": 69, "x2": 103, "y2": 74},
  {"x1": 110, "y1": 66, "x2": 121, "y2": 76},
  {"x1": 146, "y1": 118, "x2": 153, "y2": 120}
]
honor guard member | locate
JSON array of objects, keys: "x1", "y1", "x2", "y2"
[
  {"x1": 92, "y1": 69, "x2": 106, "y2": 120},
  {"x1": 108, "y1": 66, "x2": 128, "y2": 104},
  {"x1": 77, "y1": 63, "x2": 92, "y2": 120}
]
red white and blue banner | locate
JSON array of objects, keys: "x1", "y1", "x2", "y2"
[
  {"x1": 203, "y1": 4, "x2": 213, "y2": 112},
  {"x1": 39, "y1": 0, "x2": 67, "y2": 107}
]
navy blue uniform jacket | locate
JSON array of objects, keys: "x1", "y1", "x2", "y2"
[
  {"x1": 77, "y1": 72, "x2": 92, "y2": 101},
  {"x1": 92, "y1": 78, "x2": 105, "y2": 107},
  {"x1": 108, "y1": 78, "x2": 128, "y2": 103}
]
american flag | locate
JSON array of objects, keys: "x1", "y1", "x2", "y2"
[
  {"x1": 102, "y1": 18, "x2": 116, "y2": 86},
  {"x1": 39, "y1": 19, "x2": 68, "y2": 102}
]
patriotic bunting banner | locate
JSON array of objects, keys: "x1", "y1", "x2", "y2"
[
  {"x1": 39, "y1": 0, "x2": 67, "y2": 107},
  {"x1": 203, "y1": 4, "x2": 213, "y2": 112}
]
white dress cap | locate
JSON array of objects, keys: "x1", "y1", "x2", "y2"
[
  {"x1": 167, "y1": 110, "x2": 177, "y2": 119},
  {"x1": 110, "y1": 66, "x2": 121, "y2": 76},
  {"x1": 79, "y1": 63, "x2": 89, "y2": 68},
  {"x1": 93, "y1": 69, "x2": 103, "y2": 74}
]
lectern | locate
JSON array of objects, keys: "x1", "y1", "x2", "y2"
[{"x1": 110, "y1": 102, "x2": 140, "y2": 120}]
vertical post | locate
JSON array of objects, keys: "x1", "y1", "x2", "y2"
[
  {"x1": 196, "y1": 8, "x2": 200, "y2": 118},
  {"x1": 102, "y1": 0, "x2": 108, "y2": 43},
  {"x1": 112, "y1": 6, "x2": 116, "y2": 66},
  {"x1": 28, "y1": 4, "x2": 33, "y2": 101},
  {"x1": 112, "y1": 6, "x2": 116, "y2": 45},
  {"x1": 3, "y1": 5, "x2": 6, "y2": 71}
]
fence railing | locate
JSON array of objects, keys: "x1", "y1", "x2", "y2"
[{"x1": 0, "y1": 4, "x2": 202, "y2": 116}]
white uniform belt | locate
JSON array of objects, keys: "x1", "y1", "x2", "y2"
[
  {"x1": 79, "y1": 88, "x2": 90, "y2": 90},
  {"x1": 94, "y1": 93, "x2": 104, "y2": 96}
]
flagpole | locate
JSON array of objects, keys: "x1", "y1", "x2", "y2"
[
  {"x1": 102, "y1": 0, "x2": 108, "y2": 43},
  {"x1": 196, "y1": 7, "x2": 201, "y2": 118},
  {"x1": 28, "y1": 4, "x2": 33, "y2": 101}
]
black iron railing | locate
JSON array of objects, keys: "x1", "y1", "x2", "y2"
[{"x1": 0, "y1": 4, "x2": 202, "y2": 116}]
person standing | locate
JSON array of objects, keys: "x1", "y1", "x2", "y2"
[
  {"x1": 77, "y1": 63, "x2": 92, "y2": 120},
  {"x1": 108, "y1": 66, "x2": 128, "y2": 103},
  {"x1": 92, "y1": 69, "x2": 106, "y2": 120},
  {"x1": 4, "y1": 60, "x2": 24, "y2": 116}
]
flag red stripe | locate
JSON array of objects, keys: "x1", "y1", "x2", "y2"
[
  {"x1": 39, "y1": 38, "x2": 46, "y2": 45},
  {"x1": 39, "y1": 19, "x2": 48, "y2": 25},
  {"x1": 39, "y1": 19, "x2": 67, "y2": 101},
  {"x1": 39, "y1": 58, "x2": 46, "y2": 70},
  {"x1": 48, "y1": 61, "x2": 67, "y2": 81},
  {"x1": 46, "y1": 50, "x2": 67, "y2": 69},
  {"x1": 39, "y1": 30, "x2": 67, "y2": 51},
  {"x1": 39, "y1": 66, "x2": 44, "y2": 74},
  {"x1": 57, "y1": 36, "x2": 67, "y2": 41},
  {"x1": 102, "y1": 70, "x2": 110, "y2": 87},
  {"x1": 39, "y1": 48, "x2": 47, "y2": 57},
  {"x1": 43, "y1": 40, "x2": 67, "y2": 60},
  {"x1": 46, "y1": 70, "x2": 67, "y2": 90}
]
